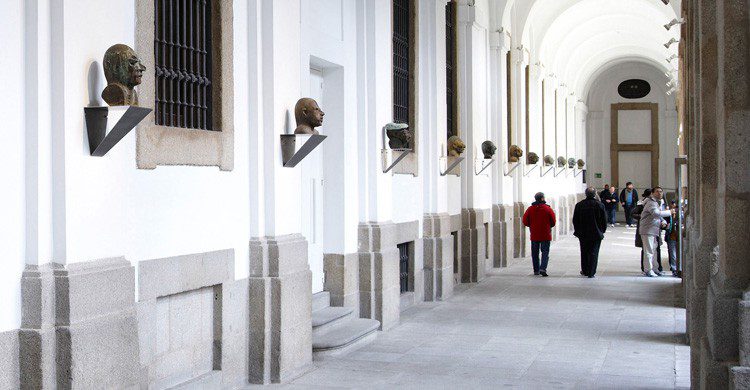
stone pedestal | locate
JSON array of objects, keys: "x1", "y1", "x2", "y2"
[
  {"x1": 324, "y1": 253, "x2": 360, "y2": 316},
  {"x1": 491, "y1": 204, "x2": 513, "y2": 268},
  {"x1": 459, "y1": 209, "x2": 487, "y2": 283},
  {"x1": 423, "y1": 213, "x2": 454, "y2": 301},
  {"x1": 513, "y1": 202, "x2": 529, "y2": 259},
  {"x1": 20, "y1": 259, "x2": 141, "y2": 389},
  {"x1": 248, "y1": 234, "x2": 312, "y2": 384},
  {"x1": 358, "y1": 223, "x2": 401, "y2": 331}
]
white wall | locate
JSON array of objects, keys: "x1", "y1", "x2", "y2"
[
  {"x1": 0, "y1": 0, "x2": 26, "y2": 332},
  {"x1": 586, "y1": 61, "x2": 678, "y2": 192}
]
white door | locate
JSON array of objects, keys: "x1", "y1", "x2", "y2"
[{"x1": 301, "y1": 69, "x2": 325, "y2": 293}]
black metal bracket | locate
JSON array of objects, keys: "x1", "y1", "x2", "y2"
[
  {"x1": 84, "y1": 106, "x2": 151, "y2": 156},
  {"x1": 523, "y1": 163, "x2": 540, "y2": 177},
  {"x1": 541, "y1": 165, "x2": 555, "y2": 177},
  {"x1": 280, "y1": 134, "x2": 327, "y2": 167},
  {"x1": 554, "y1": 166, "x2": 568, "y2": 177}
]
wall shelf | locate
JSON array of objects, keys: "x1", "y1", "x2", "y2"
[
  {"x1": 381, "y1": 149, "x2": 413, "y2": 173},
  {"x1": 474, "y1": 159, "x2": 495, "y2": 176},
  {"x1": 541, "y1": 165, "x2": 555, "y2": 177},
  {"x1": 554, "y1": 165, "x2": 568, "y2": 177},
  {"x1": 440, "y1": 156, "x2": 465, "y2": 176},
  {"x1": 280, "y1": 134, "x2": 327, "y2": 167},
  {"x1": 503, "y1": 161, "x2": 522, "y2": 176},
  {"x1": 523, "y1": 163, "x2": 540, "y2": 177},
  {"x1": 84, "y1": 105, "x2": 151, "y2": 156}
]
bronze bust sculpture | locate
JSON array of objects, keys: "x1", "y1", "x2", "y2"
[
  {"x1": 508, "y1": 145, "x2": 524, "y2": 163},
  {"x1": 577, "y1": 159, "x2": 586, "y2": 169},
  {"x1": 448, "y1": 136, "x2": 466, "y2": 157},
  {"x1": 101, "y1": 44, "x2": 146, "y2": 106},
  {"x1": 544, "y1": 155, "x2": 555, "y2": 166},
  {"x1": 557, "y1": 156, "x2": 566, "y2": 167},
  {"x1": 527, "y1": 152, "x2": 540, "y2": 165},
  {"x1": 294, "y1": 98, "x2": 325, "y2": 135},
  {"x1": 481, "y1": 141, "x2": 497, "y2": 159},
  {"x1": 386, "y1": 123, "x2": 413, "y2": 149},
  {"x1": 568, "y1": 158, "x2": 576, "y2": 168}
]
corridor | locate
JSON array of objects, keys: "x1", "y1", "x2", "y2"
[{"x1": 279, "y1": 227, "x2": 690, "y2": 389}]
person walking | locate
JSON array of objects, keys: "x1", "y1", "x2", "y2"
[
  {"x1": 619, "y1": 182, "x2": 639, "y2": 227},
  {"x1": 639, "y1": 186, "x2": 674, "y2": 277},
  {"x1": 602, "y1": 185, "x2": 619, "y2": 227},
  {"x1": 573, "y1": 187, "x2": 608, "y2": 278},
  {"x1": 522, "y1": 192, "x2": 557, "y2": 277}
]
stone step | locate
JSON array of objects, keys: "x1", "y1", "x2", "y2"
[
  {"x1": 312, "y1": 318, "x2": 380, "y2": 357},
  {"x1": 312, "y1": 291, "x2": 331, "y2": 312},
  {"x1": 312, "y1": 306, "x2": 354, "y2": 333}
]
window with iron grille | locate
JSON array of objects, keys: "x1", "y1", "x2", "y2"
[
  {"x1": 398, "y1": 242, "x2": 410, "y2": 293},
  {"x1": 445, "y1": 1, "x2": 457, "y2": 138},
  {"x1": 392, "y1": 0, "x2": 410, "y2": 125},
  {"x1": 155, "y1": 0, "x2": 214, "y2": 130}
]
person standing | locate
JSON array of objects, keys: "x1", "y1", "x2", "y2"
[
  {"x1": 599, "y1": 184, "x2": 610, "y2": 201},
  {"x1": 664, "y1": 201, "x2": 679, "y2": 277},
  {"x1": 639, "y1": 187, "x2": 674, "y2": 277},
  {"x1": 634, "y1": 189, "x2": 664, "y2": 274},
  {"x1": 619, "y1": 182, "x2": 639, "y2": 227},
  {"x1": 602, "y1": 185, "x2": 618, "y2": 227},
  {"x1": 522, "y1": 192, "x2": 557, "y2": 277},
  {"x1": 573, "y1": 187, "x2": 608, "y2": 278}
]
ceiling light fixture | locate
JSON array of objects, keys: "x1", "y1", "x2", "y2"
[
  {"x1": 661, "y1": 0, "x2": 669, "y2": 5},
  {"x1": 664, "y1": 38, "x2": 679, "y2": 48},
  {"x1": 664, "y1": 18, "x2": 684, "y2": 31},
  {"x1": 666, "y1": 54, "x2": 678, "y2": 62}
]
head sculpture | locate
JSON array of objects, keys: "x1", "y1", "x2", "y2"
[
  {"x1": 101, "y1": 44, "x2": 146, "y2": 106},
  {"x1": 543, "y1": 155, "x2": 555, "y2": 166},
  {"x1": 481, "y1": 141, "x2": 497, "y2": 159},
  {"x1": 577, "y1": 159, "x2": 585, "y2": 169},
  {"x1": 385, "y1": 123, "x2": 413, "y2": 149},
  {"x1": 508, "y1": 145, "x2": 524, "y2": 162},
  {"x1": 527, "y1": 152, "x2": 540, "y2": 165},
  {"x1": 294, "y1": 98, "x2": 325, "y2": 135},
  {"x1": 447, "y1": 136, "x2": 466, "y2": 157},
  {"x1": 557, "y1": 156, "x2": 566, "y2": 167},
  {"x1": 568, "y1": 158, "x2": 576, "y2": 168}
]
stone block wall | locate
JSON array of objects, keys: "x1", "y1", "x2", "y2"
[
  {"x1": 0, "y1": 330, "x2": 19, "y2": 389},
  {"x1": 423, "y1": 213, "x2": 454, "y2": 301},
  {"x1": 492, "y1": 204, "x2": 514, "y2": 268}
]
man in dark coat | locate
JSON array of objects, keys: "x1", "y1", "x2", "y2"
[
  {"x1": 601, "y1": 186, "x2": 619, "y2": 227},
  {"x1": 522, "y1": 192, "x2": 557, "y2": 277},
  {"x1": 619, "y1": 182, "x2": 639, "y2": 227},
  {"x1": 573, "y1": 187, "x2": 608, "y2": 278}
]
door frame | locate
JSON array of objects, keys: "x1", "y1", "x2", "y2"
[{"x1": 610, "y1": 102, "x2": 659, "y2": 188}]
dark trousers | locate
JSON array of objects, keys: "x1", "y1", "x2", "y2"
[
  {"x1": 624, "y1": 204, "x2": 635, "y2": 225},
  {"x1": 531, "y1": 241, "x2": 551, "y2": 273},
  {"x1": 579, "y1": 238, "x2": 602, "y2": 276},
  {"x1": 606, "y1": 208, "x2": 616, "y2": 224}
]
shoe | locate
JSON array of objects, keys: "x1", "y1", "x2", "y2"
[
  {"x1": 646, "y1": 271, "x2": 657, "y2": 277},
  {"x1": 588, "y1": 275, "x2": 595, "y2": 278},
  {"x1": 534, "y1": 272, "x2": 540, "y2": 276},
  {"x1": 540, "y1": 271, "x2": 548, "y2": 277},
  {"x1": 672, "y1": 271, "x2": 679, "y2": 277},
  {"x1": 580, "y1": 271, "x2": 587, "y2": 276}
]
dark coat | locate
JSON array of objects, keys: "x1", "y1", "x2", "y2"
[
  {"x1": 522, "y1": 201, "x2": 557, "y2": 242},
  {"x1": 601, "y1": 190, "x2": 619, "y2": 210},
  {"x1": 573, "y1": 197, "x2": 608, "y2": 241},
  {"x1": 619, "y1": 188, "x2": 639, "y2": 206}
]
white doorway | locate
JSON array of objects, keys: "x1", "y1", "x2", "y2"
[{"x1": 301, "y1": 68, "x2": 325, "y2": 293}]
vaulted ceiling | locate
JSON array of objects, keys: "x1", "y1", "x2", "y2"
[{"x1": 492, "y1": 0, "x2": 681, "y2": 98}]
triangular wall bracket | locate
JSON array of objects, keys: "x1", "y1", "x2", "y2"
[
  {"x1": 280, "y1": 134, "x2": 327, "y2": 167},
  {"x1": 84, "y1": 106, "x2": 151, "y2": 156}
]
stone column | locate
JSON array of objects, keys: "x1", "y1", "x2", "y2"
[
  {"x1": 513, "y1": 202, "x2": 529, "y2": 258},
  {"x1": 459, "y1": 209, "x2": 487, "y2": 283},
  {"x1": 248, "y1": 234, "x2": 312, "y2": 384},
  {"x1": 323, "y1": 253, "x2": 360, "y2": 316},
  {"x1": 20, "y1": 259, "x2": 141, "y2": 389},
  {"x1": 491, "y1": 204, "x2": 514, "y2": 268},
  {"x1": 423, "y1": 213, "x2": 454, "y2": 301},
  {"x1": 358, "y1": 223, "x2": 400, "y2": 331}
]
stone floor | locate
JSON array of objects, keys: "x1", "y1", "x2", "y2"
[{"x1": 253, "y1": 226, "x2": 690, "y2": 389}]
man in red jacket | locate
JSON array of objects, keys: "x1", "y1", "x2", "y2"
[{"x1": 522, "y1": 192, "x2": 557, "y2": 276}]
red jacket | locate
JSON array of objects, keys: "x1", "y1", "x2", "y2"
[{"x1": 522, "y1": 201, "x2": 557, "y2": 242}]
